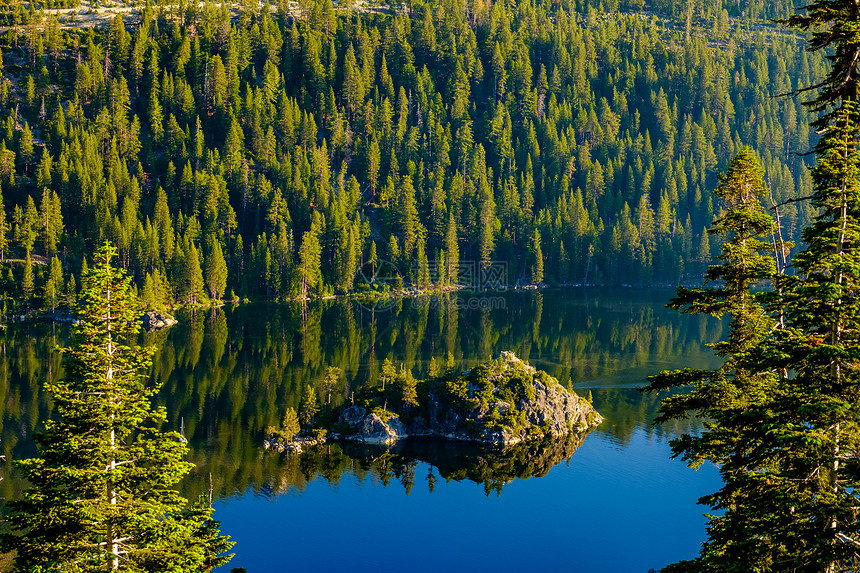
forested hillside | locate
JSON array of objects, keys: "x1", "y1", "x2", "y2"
[{"x1": 0, "y1": 0, "x2": 823, "y2": 309}]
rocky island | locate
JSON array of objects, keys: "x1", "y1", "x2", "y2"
[{"x1": 265, "y1": 352, "x2": 602, "y2": 452}]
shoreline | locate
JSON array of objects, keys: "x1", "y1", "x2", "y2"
[{"x1": 1, "y1": 281, "x2": 696, "y2": 326}]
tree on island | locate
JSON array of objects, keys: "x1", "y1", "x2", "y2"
[
  {"x1": 2, "y1": 243, "x2": 233, "y2": 572},
  {"x1": 281, "y1": 407, "x2": 301, "y2": 441},
  {"x1": 398, "y1": 365, "x2": 418, "y2": 410},
  {"x1": 322, "y1": 366, "x2": 342, "y2": 406},
  {"x1": 299, "y1": 384, "x2": 318, "y2": 427}
]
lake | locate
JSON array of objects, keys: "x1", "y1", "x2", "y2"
[{"x1": 0, "y1": 288, "x2": 723, "y2": 572}]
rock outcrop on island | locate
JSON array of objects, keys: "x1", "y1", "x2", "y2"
[
  {"x1": 338, "y1": 405, "x2": 408, "y2": 445},
  {"x1": 336, "y1": 351, "x2": 602, "y2": 447},
  {"x1": 142, "y1": 311, "x2": 178, "y2": 331},
  {"x1": 263, "y1": 434, "x2": 327, "y2": 454}
]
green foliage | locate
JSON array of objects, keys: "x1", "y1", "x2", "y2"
[
  {"x1": 0, "y1": 2, "x2": 822, "y2": 307},
  {"x1": 299, "y1": 384, "x2": 318, "y2": 427},
  {"x1": 43, "y1": 254, "x2": 62, "y2": 312},
  {"x1": 20, "y1": 249, "x2": 32, "y2": 303},
  {"x1": 205, "y1": 238, "x2": 228, "y2": 301},
  {"x1": 3, "y1": 243, "x2": 232, "y2": 571},
  {"x1": 398, "y1": 365, "x2": 418, "y2": 409},
  {"x1": 650, "y1": 45, "x2": 860, "y2": 565},
  {"x1": 496, "y1": 361, "x2": 537, "y2": 403},
  {"x1": 646, "y1": 148, "x2": 783, "y2": 570},
  {"x1": 280, "y1": 407, "x2": 300, "y2": 442},
  {"x1": 443, "y1": 376, "x2": 478, "y2": 413}
]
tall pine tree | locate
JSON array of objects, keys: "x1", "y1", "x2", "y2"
[
  {"x1": 3, "y1": 243, "x2": 233, "y2": 571},
  {"x1": 646, "y1": 148, "x2": 780, "y2": 571}
]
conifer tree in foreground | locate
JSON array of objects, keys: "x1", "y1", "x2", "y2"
[
  {"x1": 759, "y1": 101, "x2": 860, "y2": 572},
  {"x1": 646, "y1": 148, "x2": 781, "y2": 571},
  {"x1": 3, "y1": 243, "x2": 233, "y2": 572},
  {"x1": 651, "y1": 0, "x2": 860, "y2": 562}
]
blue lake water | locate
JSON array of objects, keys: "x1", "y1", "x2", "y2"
[
  {"x1": 216, "y1": 428, "x2": 719, "y2": 572},
  {"x1": 0, "y1": 288, "x2": 724, "y2": 571}
]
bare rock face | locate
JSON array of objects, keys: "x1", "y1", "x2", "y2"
[
  {"x1": 339, "y1": 405, "x2": 409, "y2": 444},
  {"x1": 518, "y1": 373, "x2": 598, "y2": 435},
  {"x1": 142, "y1": 311, "x2": 178, "y2": 331},
  {"x1": 340, "y1": 405, "x2": 368, "y2": 427},
  {"x1": 263, "y1": 434, "x2": 326, "y2": 453}
]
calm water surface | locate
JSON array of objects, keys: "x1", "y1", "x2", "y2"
[{"x1": 0, "y1": 289, "x2": 722, "y2": 572}]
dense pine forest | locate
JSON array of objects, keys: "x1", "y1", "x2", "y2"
[{"x1": 0, "y1": 0, "x2": 823, "y2": 311}]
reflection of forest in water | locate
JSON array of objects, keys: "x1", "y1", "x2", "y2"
[
  {"x1": 255, "y1": 434, "x2": 589, "y2": 499},
  {"x1": 0, "y1": 289, "x2": 722, "y2": 501}
]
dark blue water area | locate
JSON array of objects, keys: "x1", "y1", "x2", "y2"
[{"x1": 215, "y1": 428, "x2": 720, "y2": 573}]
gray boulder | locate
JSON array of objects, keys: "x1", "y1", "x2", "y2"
[
  {"x1": 142, "y1": 311, "x2": 178, "y2": 331},
  {"x1": 339, "y1": 405, "x2": 408, "y2": 445}
]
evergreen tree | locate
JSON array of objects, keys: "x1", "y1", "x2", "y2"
[
  {"x1": 380, "y1": 358, "x2": 396, "y2": 392},
  {"x1": 65, "y1": 273, "x2": 76, "y2": 307},
  {"x1": 297, "y1": 229, "x2": 322, "y2": 299},
  {"x1": 44, "y1": 255, "x2": 62, "y2": 313},
  {"x1": 21, "y1": 195, "x2": 38, "y2": 254},
  {"x1": 40, "y1": 188, "x2": 62, "y2": 257},
  {"x1": 398, "y1": 365, "x2": 418, "y2": 409},
  {"x1": 646, "y1": 148, "x2": 780, "y2": 571},
  {"x1": 183, "y1": 241, "x2": 206, "y2": 305},
  {"x1": 21, "y1": 249, "x2": 33, "y2": 304},
  {"x1": 530, "y1": 229, "x2": 544, "y2": 284},
  {"x1": 428, "y1": 357, "x2": 441, "y2": 379},
  {"x1": 299, "y1": 384, "x2": 318, "y2": 427},
  {"x1": 322, "y1": 367, "x2": 342, "y2": 406},
  {"x1": 19, "y1": 122, "x2": 33, "y2": 172},
  {"x1": 417, "y1": 239, "x2": 430, "y2": 288},
  {"x1": 445, "y1": 212, "x2": 459, "y2": 286},
  {"x1": 3, "y1": 243, "x2": 232, "y2": 571},
  {"x1": 0, "y1": 0, "x2": 825, "y2": 304},
  {"x1": 0, "y1": 185, "x2": 8, "y2": 261},
  {"x1": 204, "y1": 239, "x2": 228, "y2": 300},
  {"x1": 280, "y1": 407, "x2": 300, "y2": 441},
  {"x1": 758, "y1": 102, "x2": 860, "y2": 571}
]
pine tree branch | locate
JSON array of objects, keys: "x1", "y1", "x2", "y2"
[{"x1": 770, "y1": 195, "x2": 816, "y2": 209}]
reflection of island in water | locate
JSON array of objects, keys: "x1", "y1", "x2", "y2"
[
  {"x1": 257, "y1": 433, "x2": 588, "y2": 498},
  {"x1": 0, "y1": 289, "x2": 722, "y2": 504}
]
